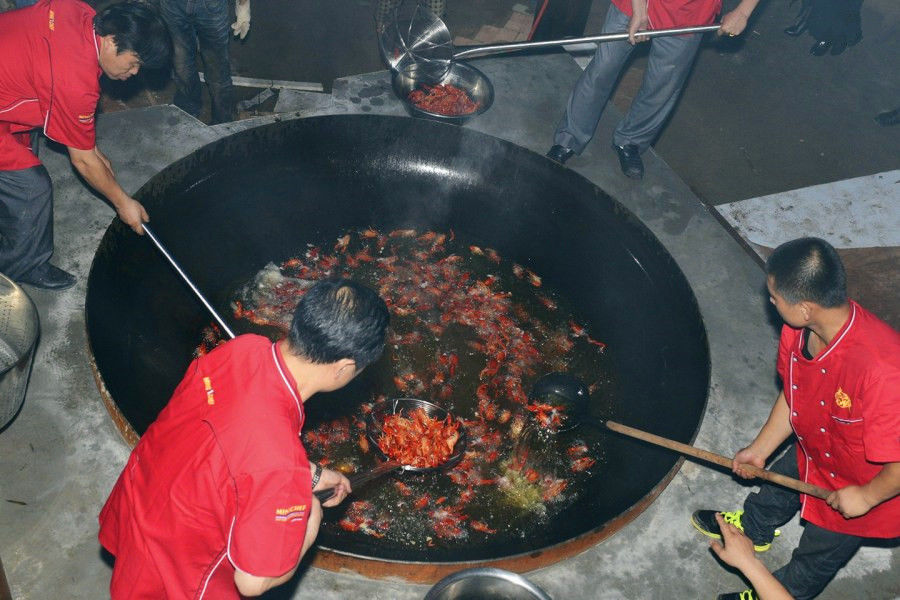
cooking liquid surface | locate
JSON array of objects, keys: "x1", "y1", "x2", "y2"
[{"x1": 196, "y1": 228, "x2": 617, "y2": 552}]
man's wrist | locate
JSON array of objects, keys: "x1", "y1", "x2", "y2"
[{"x1": 310, "y1": 462, "x2": 322, "y2": 488}]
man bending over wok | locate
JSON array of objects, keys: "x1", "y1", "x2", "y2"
[{"x1": 99, "y1": 279, "x2": 390, "y2": 598}]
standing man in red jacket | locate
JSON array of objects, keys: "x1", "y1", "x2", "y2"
[
  {"x1": 546, "y1": 0, "x2": 760, "y2": 179},
  {"x1": 692, "y1": 238, "x2": 900, "y2": 600},
  {"x1": 0, "y1": 0, "x2": 170, "y2": 289}
]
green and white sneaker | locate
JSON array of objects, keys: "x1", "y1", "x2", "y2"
[
  {"x1": 717, "y1": 590, "x2": 758, "y2": 600},
  {"x1": 691, "y1": 509, "x2": 780, "y2": 552}
]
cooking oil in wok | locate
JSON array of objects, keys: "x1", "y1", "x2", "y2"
[{"x1": 195, "y1": 228, "x2": 618, "y2": 550}]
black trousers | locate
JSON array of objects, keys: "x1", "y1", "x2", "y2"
[
  {"x1": 740, "y1": 445, "x2": 864, "y2": 600},
  {"x1": 0, "y1": 165, "x2": 54, "y2": 280}
]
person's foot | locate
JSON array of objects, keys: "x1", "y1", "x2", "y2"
[
  {"x1": 783, "y1": 8, "x2": 809, "y2": 36},
  {"x1": 829, "y1": 39, "x2": 848, "y2": 55},
  {"x1": 875, "y1": 108, "x2": 900, "y2": 126},
  {"x1": 546, "y1": 144, "x2": 575, "y2": 165},
  {"x1": 612, "y1": 143, "x2": 643, "y2": 179},
  {"x1": 16, "y1": 263, "x2": 76, "y2": 291},
  {"x1": 717, "y1": 591, "x2": 759, "y2": 600},
  {"x1": 810, "y1": 40, "x2": 831, "y2": 56},
  {"x1": 690, "y1": 510, "x2": 780, "y2": 552}
]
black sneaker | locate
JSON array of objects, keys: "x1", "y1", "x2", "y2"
[
  {"x1": 718, "y1": 591, "x2": 758, "y2": 600},
  {"x1": 546, "y1": 144, "x2": 575, "y2": 165},
  {"x1": 690, "y1": 509, "x2": 779, "y2": 552},
  {"x1": 612, "y1": 143, "x2": 644, "y2": 179},
  {"x1": 17, "y1": 262, "x2": 76, "y2": 291}
]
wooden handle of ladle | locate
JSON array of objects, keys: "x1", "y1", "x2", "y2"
[{"x1": 604, "y1": 420, "x2": 832, "y2": 500}]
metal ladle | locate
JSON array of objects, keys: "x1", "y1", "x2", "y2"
[
  {"x1": 531, "y1": 372, "x2": 831, "y2": 500},
  {"x1": 380, "y1": 1, "x2": 722, "y2": 83}
]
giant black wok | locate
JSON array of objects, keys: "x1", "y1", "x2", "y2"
[{"x1": 86, "y1": 115, "x2": 709, "y2": 578}]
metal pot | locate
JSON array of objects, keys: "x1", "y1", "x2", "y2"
[
  {"x1": 425, "y1": 568, "x2": 552, "y2": 600},
  {"x1": 0, "y1": 274, "x2": 39, "y2": 430}
]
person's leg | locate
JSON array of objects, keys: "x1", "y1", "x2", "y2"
[
  {"x1": 375, "y1": 0, "x2": 400, "y2": 31},
  {"x1": 612, "y1": 30, "x2": 703, "y2": 153},
  {"x1": 739, "y1": 447, "x2": 803, "y2": 545},
  {"x1": 196, "y1": 0, "x2": 235, "y2": 124},
  {"x1": 159, "y1": 0, "x2": 204, "y2": 118},
  {"x1": 0, "y1": 166, "x2": 53, "y2": 280},
  {"x1": 771, "y1": 523, "x2": 863, "y2": 600},
  {"x1": 553, "y1": 4, "x2": 634, "y2": 154}
]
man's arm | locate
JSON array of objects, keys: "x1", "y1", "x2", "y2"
[
  {"x1": 233, "y1": 499, "x2": 324, "y2": 597},
  {"x1": 628, "y1": 0, "x2": 649, "y2": 44},
  {"x1": 67, "y1": 145, "x2": 148, "y2": 234},
  {"x1": 733, "y1": 391, "x2": 794, "y2": 479},
  {"x1": 709, "y1": 514, "x2": 794, "y2": 600},
  {"x1": 719, "y1": 0, "x2": 761, "y2": 36},
  {"x1": 826, "y1": 462, "x2": 900, "y2": 519}
]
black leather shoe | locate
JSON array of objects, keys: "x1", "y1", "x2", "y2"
[
  {"x1": 613, "y1": 143, "x2": 644, "y2": 179},
  {"x1": 829, "y1": 39, "x2": 848, "y2": 55},
  {"x1": 17, "y1": 263, "x2": 76, "y2": 290},
  {"x1": 546, "y1": 145, "x2": 575, "y2": 165},
  {"x1": 783, "y1": 5, "x2": 810, "y2": 36},
  {"x1": 810, "y1": 40, "x2": 831, "y2": 56}
]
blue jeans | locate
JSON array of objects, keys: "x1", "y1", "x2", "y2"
[
  {"x1": 159, "y1": 0, "x2": 235, "y2": 124},
  {"x1": 554, "y1": 3, "x2": 703, "y2": 154},
  {"x1": 740, "y1": 446, "x2": 864, "y2": 600}
]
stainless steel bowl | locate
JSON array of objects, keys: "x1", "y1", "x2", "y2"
[
  {"x1": 391, "y1": 61, "x2": 494, "y2": 125},
  {"x1": 0, "y1": 274, "x2": 39, "y2": 431},
  {"x1": 424, "y1": 567, "x2": 553, "y2": 600}
]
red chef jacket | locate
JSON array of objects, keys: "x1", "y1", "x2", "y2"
[
  {"x1": 611, "y1": 0, "x2": 722, "y2": 28},
  {"x1": 778, "y1": 301, "x2": 900, "y2": 537},
  {"x1": 0, "y1": 0, "x2": 101, "y2": 171},
  {"x1": 99, "y1": 335, "x2": 314, "y2": 599}
]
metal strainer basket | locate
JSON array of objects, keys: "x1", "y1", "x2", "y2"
[
  {"x1": 378, "y1": 0, "x2": 453, "y2": 82},
  {"x1": 0, "y1": 274, "x2": 39, "y2": 430}
]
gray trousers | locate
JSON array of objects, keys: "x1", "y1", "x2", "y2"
[
  {"x1": 0, "y1": 165, "x2": 54, "y2": 280},
  {"x1": 554, "y1": 3, "x2": 704, "y2": 154}
]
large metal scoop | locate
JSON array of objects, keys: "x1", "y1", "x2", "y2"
[
  {"x1": 380, "y1": 0, "x2": 721, "y2": 83},
  {"x1": 315, "y1": 397, "x2": 467, "y2": 502},
  {"x1": 531, "y1": 372, "x2": 831, "y2": 500}
]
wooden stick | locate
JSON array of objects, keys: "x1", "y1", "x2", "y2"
[{"x1": 605, "y1": 420, "x2": 831, "y2": 500}]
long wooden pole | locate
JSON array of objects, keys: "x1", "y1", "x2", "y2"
[{"x1": 605, "y1": 420, "x2": 831, "y2": 500}]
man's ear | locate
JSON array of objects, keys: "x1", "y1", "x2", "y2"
[
  {"x1": 798, "y1": 301, "x2": 814, "y2": 323},
  {"x1": 335, "y1": 358, "x2": 357, "y2": 378}
]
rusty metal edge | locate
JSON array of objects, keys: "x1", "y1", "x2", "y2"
[{"x1": 86, "y1": 327, "x2": 140, "y2": 449}]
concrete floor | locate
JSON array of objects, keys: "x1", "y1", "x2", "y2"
[
  {"x1": 1, "y1": 2, "x2": 898, "y2": 599},
  {"x1": 1, "y1": 51, "x2": 898, "y2": 599}
]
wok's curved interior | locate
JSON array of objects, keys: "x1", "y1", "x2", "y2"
[{"x1": 86, "y1": 115, "x2": 710, "y2": 567}]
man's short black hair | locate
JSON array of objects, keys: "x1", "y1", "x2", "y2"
[
  {"x1": 288, "y1": 279, "x2": 389, "y2": 368},
  {"x1": 766, "y1": 237, "x2": 848, "y2": 308},
  {"x1": 94, "y1": 1, "x2": 171, "y2": 70}
]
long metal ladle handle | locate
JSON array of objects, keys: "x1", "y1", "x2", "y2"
[
  {"x1": 604, "y1": 420, "x2": 832, "y2": 500},
  {"x1": 142, "y1": 224, "x2": 236, "y2": 340},
  {"x1": 452, "y1": 24, "x2": 722, "y2": 61}
]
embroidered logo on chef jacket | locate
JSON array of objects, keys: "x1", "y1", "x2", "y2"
[
  {"x1": 77, "y1": 112, "x2": 95, "y2": 124},
  {"x1": 834, "y1": 387, "x2": 851, "y2": 409},
  {"x1": 203, "y1": 376, "x2": 215, "y2": 405},
  {"x1": 274, "y1": 504, "x2": 308, "y2": 523},
  {"x1": 48, "y1": 9, "x2": 55, "y2": 30}
]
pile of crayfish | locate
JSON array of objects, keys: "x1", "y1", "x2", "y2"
[
  {"x1": 378, "y1": 408, "x2": 461, "y2": 469},
  {"x1": 408, "y1": 83, "x2": 479, "y2": 116}
]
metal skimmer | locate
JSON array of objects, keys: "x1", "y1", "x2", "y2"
[{"x1": 379, "y1": 0, "x2": 721, "y2": 84}]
